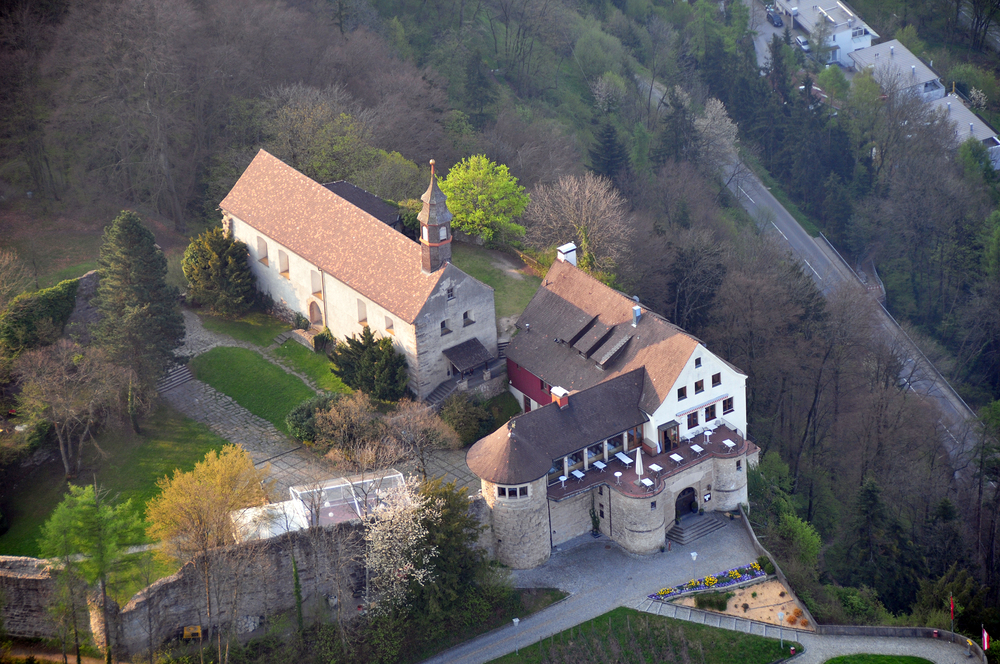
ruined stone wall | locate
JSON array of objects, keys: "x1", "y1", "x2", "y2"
[{"x1": 2, "y1": 524, "x2": 364, "y2": 661}]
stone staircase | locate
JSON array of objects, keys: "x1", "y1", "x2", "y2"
[
  {"x1": 425, "y1": 378, "x2": 460, "y2": 409},
  {"x1": 497, "y1": 340, "x2": 510, "y2": 359},
  {"x1": 665, "y1": 512, "x2": 728, "y2": 545},
  {"x1": 157, "y1": 364, "x2": 194, "y2": 393}
]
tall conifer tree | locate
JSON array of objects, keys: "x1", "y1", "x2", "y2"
[
  {"x1": 182, "y1": 227, "x2": 255, "y2": 316},
  {"x1": 93, "y1": 210, "x2": 184, "y2": 385},
  {"x1": 589, "y1": 120, "x2": 630, "y2": 180}
]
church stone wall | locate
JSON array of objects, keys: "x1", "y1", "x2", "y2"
[{"x1": 483, "y1": 478, "x2": 550, "y2": 569}]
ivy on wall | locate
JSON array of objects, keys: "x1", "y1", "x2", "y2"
[{"x1": 0, "y1": 278, "x2": 79, "y2": 353}]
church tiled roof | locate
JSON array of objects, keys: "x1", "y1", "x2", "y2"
[
  {"x1": 506, "y1": 259, "x2": 702, "y2": 413},
  {"x1": 220, "y1": 150, "x2": 446, "y2": 324}
]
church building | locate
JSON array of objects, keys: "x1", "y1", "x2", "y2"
[{"x1": 220, "y1": 150, "x2": 498, "y2": 400}]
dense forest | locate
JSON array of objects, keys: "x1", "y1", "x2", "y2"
[{"x1": 4, "y1": 0, "x2": 1000, "y2": 649}]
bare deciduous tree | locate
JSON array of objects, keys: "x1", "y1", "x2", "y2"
[
  {"x1": 0, "y1": 248, "x2": 30, "y2": 311},
  {"x1": 523, "y1": 172, "x2": 633, "y2": 274},
  {"x1": 385, "y1": 399, "x2": 460, "y2": 480}
]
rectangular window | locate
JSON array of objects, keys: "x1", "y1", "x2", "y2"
[
  {"x1": 256, "y1": 238, "x2": 269, "y2": 265},
  {"x1": 311, "y1": 270, "x2": 322, "y2": 298},
  {"x1": 599, "y1": 507, "x2": 605, "y2": 519},
  {"x1": 677, "y1": 386, "x2": 687, "y2": 401},
  {"x1": 723, "y1": 397, "x2": 734, "y2": 414},
  {"x1": 705, "y1": 404, "x2": 716, "y2": 421},
  {"x1": 278, "y1": 250, "x2": 289, "y2": 277},
  {"x1": 463, "y1": 310, "x2": 474, "y2": 326},
  {"x1": 651, "y1": 501, "x2": 656, "y2": 510},
  {"x1": 446, "y1": 287, "x2": 455, "y2": 300},
  {"x1": 518, "y1": 486, "x2": 528, "y2": 497},
  {"x1": 357, "y1": 299, "x2": 367, "y2": 325},
  {"x1": 497, "y1": 487, "x2": 507, "y2": 498},
  {"x1": 695, "y1": 380, "x2": 704, "y2": 394},
  {"x1": 687, "y1": 411, "x2": 699, "y2": 429},
  {"x1": 422, "y1": 227, "x2": 429, "y2": 241},
  {"x1": 712, "y1": 373, "x2": 721, "y2": 387},
  {"x1": 598, "y1": 486, "x2": 603, "y2": 496},
  {"x1": 439, "y1": 226, "x2": 448, "y2": 241},
  {"x1": 737, "y1": 460, "x2": 742, "y2": 471},
  {"x1": 440, "y1": 320, "x2": 451, "y2": 335},
  {"x1": 385, "y1": 316, "x2": 394, "y2": 335},
  {"x1": 694, "y1": 357, "x2": 702, "y2": 368}
]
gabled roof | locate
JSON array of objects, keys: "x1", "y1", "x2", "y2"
[
  {"x1": 506, "y1": 259, "x2": 701, "y2": 413},
  {"x1": 220, "y1": 150, "x2": 445, "y2": 324},
  {"x1": 322, "y1": 181, "x2": 401, "y2": 227},
  {"x1": 466, "y1": 370, "x2": 649, "y2": 484}
]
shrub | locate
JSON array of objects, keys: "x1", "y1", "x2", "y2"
[
  {"x1": 293, "y1": 312, "x2": 310, "y2": 330},
  {"x1": 440, "y1": 393, "x2": 489, "y2": 445},
  {"x1": 694, "y1": 591, "x2": 733, "y2": 611},
  {"x1": 0, "y1": 278, "x2": 79, "y2": 353},
  {"x1": 313, "y1": 327, "x2": 333, "y2": 353},
  {"x1": 742, "y1": 602, "x2": 749, "y2": 612},
  {"x1": 328, "y1": 326, "x2": 409, "y2": 401},
  {"x1": 757, "y1": 555, "x2": 776, "y2": 575},
  {"x1": 286, "y1": 393, "x2": 341, "y2": 443}
]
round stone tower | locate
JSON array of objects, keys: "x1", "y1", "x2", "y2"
[{"x1": 712, "y1": 453, "x2": 749, "y2": 511}]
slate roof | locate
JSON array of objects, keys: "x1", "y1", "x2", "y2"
[
  {"x1": 220, "y1": 150, "x2": 447, "y2": 324},
  {"x1": 506, "y1": 259, "x2": 702, "y2": 414},
  {"x1": 443, "y1": 337, "x2": 494, "y2": 372},
  {"x1": 466, "y1": 370, "x2": 649, "y2": 484},
  {"x1": 322, "y1": 181, "x2": 401, "y2": 228}
]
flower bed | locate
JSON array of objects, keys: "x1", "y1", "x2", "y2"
[{"x1": 649, "y1": 561, "x2": 765, "y2": 602}]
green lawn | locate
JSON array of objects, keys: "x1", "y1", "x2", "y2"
[
  {"x1": 189, "y1": 346, "x2": 316, "y2": 433},
  {"x1": 489, "y1": 607, "x2": 800, "y2": 663},
  {"x1": 198, "y1": 310, "x2": 291, "y2": 347},
  {"x1": 273, "y1": 340, "x2": 351, "y2": 393},
  {"x1": 825, "y1": 657, "x2": 933, "y2": 664},
  {"x1": 0, "y1": 402, "x2": 228, "y2": 558},
  {"x1": 451, "y1": 243, "x2": 542, "y2": 321}
]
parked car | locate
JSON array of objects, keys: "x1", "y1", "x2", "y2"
[
  {"x1": 767, "y1": 12, "x2": 783, "y2": 27},
  {"x1": 795, "y1": 35, "x2": 810, "y2": 51}
]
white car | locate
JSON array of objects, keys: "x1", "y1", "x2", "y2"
[{"x1": 795, "y1": 35, "x2": 811, "y2": 52}]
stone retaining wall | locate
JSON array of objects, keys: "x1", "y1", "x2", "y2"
[{"x1": 0, "y1": 557, "x2": 58, "y2": 638}]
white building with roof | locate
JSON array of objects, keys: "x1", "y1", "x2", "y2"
[
  {"x1": 849, "y1": 40, "x2": 945, "y2": 101},
  {"x1": 930, "y1": 94, "x2": 1000, "y2": 168},
  {"x1": 775, "y1": 0, "x2": 877, "y2": 64}
]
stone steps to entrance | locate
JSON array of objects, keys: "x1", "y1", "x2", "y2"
[
  {"x1": 497, "y1": 340, "x2": 510, "y2": 359},
  {"x1": 666, "y1": 512, "x2": 728, "y2": 545},
  {"x1": 157, "y1": 364, "x2": 194, "y2": 393},
  {"x1": 426, "y1": 379, "x2": 460, "y2": 408}
]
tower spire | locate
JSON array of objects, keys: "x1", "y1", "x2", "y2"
[{"x1": 419, "y1": 159, "x2": 453, "y2": 273}]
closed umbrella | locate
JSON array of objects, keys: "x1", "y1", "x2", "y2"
[{"x1": 635, "y1": 446, "x2": 643, "y2": 478}]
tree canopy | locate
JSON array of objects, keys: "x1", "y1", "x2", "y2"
[
  {"x1": 328, "y1": 326, "x2": 409, "y2": 401},
  {"x1": 92, "y1": 210, "x2": 184, "y2": 386},
  {"x1": 439, "y1": 155, "x2": 529, "y2": 245},
  {"x1": 182, "y1": 227, "x2": 256, "y2": 317}
]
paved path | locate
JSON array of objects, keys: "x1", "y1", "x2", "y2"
[{"x1": 423, "y1": 519, "x2": 758, "y2": 664}]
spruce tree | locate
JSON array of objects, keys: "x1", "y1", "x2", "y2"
[
  {"x1": 182, "y1": 227, "x2": 256, "y2": 317},
  {"x1": 589, "y1": 120, "x2": 630, "y2": 180},
  {"x1": 93, "y1": 210, "x2": 184, "y2": 386},
  {"x1": 329, "y1": 326, "x2": 409, "y2": 401}
]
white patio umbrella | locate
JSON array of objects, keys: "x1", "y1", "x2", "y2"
[{"x1": 635, "y1": 446, "x2": 643, "y2": 478}]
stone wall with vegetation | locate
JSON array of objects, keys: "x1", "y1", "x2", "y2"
[{"x1": 0, "y1": 556, "x2": 58, "y2": 638}]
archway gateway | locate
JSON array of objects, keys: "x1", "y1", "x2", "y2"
[{"x1": 675, "y1": 487, "x2": 697, "y2": 517}]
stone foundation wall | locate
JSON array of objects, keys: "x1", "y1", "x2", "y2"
[
  {"x1": 549, "y1": 490, "x2": 593, "y2": 547},
  {"x1": 0, "y1": 557, "x2": 58, "y2": 638},
  {"x1": 608, "y1": 486, "x2": 665, "y2": 555}
]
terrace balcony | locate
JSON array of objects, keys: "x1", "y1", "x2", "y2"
[{"x1": 546, "y1": 423, "x2": 754, "y2": 501}]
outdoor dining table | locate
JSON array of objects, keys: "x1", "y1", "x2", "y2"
[
  {"x1": 571, "y1": 469, "x2": 585, "y2": 482},
  {"x1": 722, "y1": 439, "x2": 736, "y2": 451},
  {"x1": 691, "y1": 444, "x2": 705, "y2": 456},
  {"x1": 559, "y1": 475, "x2": 568, "y2": 488},
  {"x1": 615, "y1": 452, "x2": 634, "y2": 467},
  {"x1": 593, "y1": 460, "x2": 607, "y2": 472},
  {"x1": 641, "y1": 478, "x2": 654, "y2": 491},
  {"x1": 669, "y1": 453, "x2": 684, "y2": 466},
  {"x1": 648, "y1": 463, "x2": 663, "y2": 477}
]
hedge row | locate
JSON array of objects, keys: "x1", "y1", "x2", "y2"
[{"x1": 0, "y1": 278, "x2": 79, "y2": 352}]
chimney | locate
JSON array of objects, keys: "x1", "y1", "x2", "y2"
[
  {"x1": 551, "y1": 386, "x2": 570, "y2": 409},
  {"x1": 890, "y1": 45, "x2": 894, "y2": 57},
  {"x1": 911, "y1": 65, "x2": 916, "y2": 78},
  {"x1": 971, "y1": 122, "x2": 976, "y2": 135},
  {"x1": 632, "y1": 305, "x2": 642, "y2": 327},
  {"x1": 948, "y1": 101, "x2": 951, "y2": 113},
  {"x1": 556, "y1": 242, "x2": 578, "y2": 266},
  {"x1": 418, "y1": 159, "x2": 453, "y2": 274}
]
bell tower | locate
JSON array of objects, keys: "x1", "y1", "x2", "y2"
[{"x1": 419, "y1": 159, "x2": 453, "y2": 273}]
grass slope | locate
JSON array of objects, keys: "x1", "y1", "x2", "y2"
[
  {"x1": 490, "y1": 607, "x2": 800, "y2": 664},
  {"x1": 0, "y1": 402, "x2": 228, "y2": 558},
  {"x1": 189, "y1": 346, "x2": 315, "y2": 433},
  {"x1": 273, "y1": 340, "x2": 351, "y2": 393},
  {"x1": 450, "y1": 243, "x2": 542, "y2": 321},
  {"x1": 198, "y1": 310, "x2": 290, "y2": 347}
]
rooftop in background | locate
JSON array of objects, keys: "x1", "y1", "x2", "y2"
[
  {"x1": 849, "y1": 40, "x2": 940, "y2": 90},
  {"x1": 776, "y1": 0, "x2": 877, "y2": 37},
  {"x1": 929, "y1": 94, "x2": 1000, "y2": 148},
  {"x1": 322, "y1": 180, "x2": 401, "y2": 230},
  {"x1": 232, "y1": 470, "x2": 405, "y2": 541}
]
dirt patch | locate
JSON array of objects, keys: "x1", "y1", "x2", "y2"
[{"x1": 674, "y1": 578, "x2": 814, "y2": 630}]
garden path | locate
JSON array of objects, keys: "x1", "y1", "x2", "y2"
[{"x1": 160, "y1": 310, "x2": 334, "y2": 495}]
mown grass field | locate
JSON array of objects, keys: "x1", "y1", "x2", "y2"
[
  {"x1": 198, "y1": 310, "x2": 290, "y2": 347},
  {"x1": 0, "y1": 402, "x2": 228, "y2": 558},
  {"x1": 273, "y1": 340, "x2": 351, "y2": 393},
  {"x1": 189, "y1": 346, "x2": 315, "y2": 433},
  {"x1": 489, "y1": 607, "x2": 800, "y2": 664},
  {"x1": 451, "y1": 243, "x2": 542, "y2": 321}
]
